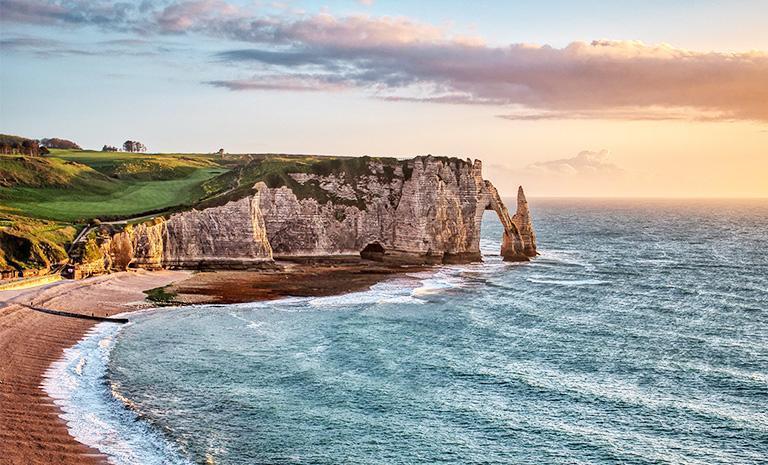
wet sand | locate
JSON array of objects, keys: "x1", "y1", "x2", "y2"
[
  {"x1": 167, "y1": 261, "x2": 425, "y2": 304},
  {"x1": 0, "y1": 263, "x2": 421, "y2": 465}
]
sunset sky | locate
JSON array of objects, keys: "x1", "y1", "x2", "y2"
[{"x1": 1, "y1": 0, "x2": 766, "y2": 197}]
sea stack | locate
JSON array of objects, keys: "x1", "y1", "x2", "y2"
[{"x1": 512, "y1": 186, "x2": 537, "y2": 258}]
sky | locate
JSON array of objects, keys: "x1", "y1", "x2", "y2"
[{"x1": 1, "y1": 0, "x2": 767, "y2": 197}]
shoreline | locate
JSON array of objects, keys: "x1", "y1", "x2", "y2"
[{"x1": 0, "y1": 263, "x2": 421, "y2": 465}]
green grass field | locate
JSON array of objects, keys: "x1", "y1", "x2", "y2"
[{"x1": 0, "y1": 151, "x2": 228, "y2": 222}]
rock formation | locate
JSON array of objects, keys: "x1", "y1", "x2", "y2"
[
  {"x1": 256, "y1": 157, "x2": 490, "y2": 263},
  {"x1": 73, "y1": 197, "x2": 273, "y2": 273},
  {"x1": 72, "y1": 155, "x2": 536, "y2": 273},
  {"x1": 511, "y1": 186, "x2": 537, "y2": 258}
]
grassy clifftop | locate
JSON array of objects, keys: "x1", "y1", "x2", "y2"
[{"x1": 0, "y1": 150, "x2": 226, "y2": 222}]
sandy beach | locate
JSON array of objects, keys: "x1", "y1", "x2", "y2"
[
  {"x1": 0, "y1": 263, "x2": 419, "y2": 465},
  {"x1": 0, "y1": 270, "x2": 191, "y2": 465}
]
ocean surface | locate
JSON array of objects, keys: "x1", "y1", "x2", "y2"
[{"x1": 46, "y1": 199, "x2": 768, "y2": 464}]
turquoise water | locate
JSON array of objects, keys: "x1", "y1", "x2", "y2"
[{"x1": 49, "y1": 199, "x2": 768, "y2": 464}]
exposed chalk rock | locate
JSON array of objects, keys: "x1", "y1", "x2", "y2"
[
  {"x1": 75, "y1": 197, "x2": 273, "y2": 272},
  {"x1": 257, "y1": 156, "x2": 492, "y2": 263},
  {"x1": 162, "y1": 195, "x2": 273, "y2": 268}
]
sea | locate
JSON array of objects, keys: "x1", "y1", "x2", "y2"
[{"x1": 44, "y1": 199, "x2": 768, "y2": 465}]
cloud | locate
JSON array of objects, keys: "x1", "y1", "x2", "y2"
[
  {"x1": 207, "y1": 75, "x2": 348, "y2": 92},
  {"x1": 214, "y1": 48, "x2": 336, "y2": 67},
  {"x1": 0, "y1": 36, "x2": 61, "y2": 49},
  {"x1": 155, "y1": 0, "x2": 241, "y2": 33},
  {"x1": 496, "y1": 107, "x2": 742, "y2": 122},
  {"x1": 527, "y1": 150, "x2": 622, "y2": 176},
  {"x1": 3, "y1": 1, "x2": 767, "y2": 121},
  {"x1": 0, "y1": 0, "x2": 140, "y2": 27},
  {"x1": 0, "y1": 34, "x2": 175, "y2": 58}
]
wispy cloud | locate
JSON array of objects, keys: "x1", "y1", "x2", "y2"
[
  {"x1": 527, "y1": 150, "x2": 623, "y2": 176},
  {"x1": 207, "y1": 75, "x2": 348, "y2": 92},
  {"x1": 3, "y1": 0, "x2": 767, "y2": 122}
]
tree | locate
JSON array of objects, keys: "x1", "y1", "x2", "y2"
[
  {"x1": 102, "y1": 145, "x2": 119, "y2": 152},
  {"x1": 122, "y1": 140, "x2": 147, "y2": 153},
  {"x1": 40, "y1": 138, "x2": 81, "y2": 150}
]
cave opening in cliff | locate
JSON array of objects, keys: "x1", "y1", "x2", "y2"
[{"x1": 360, "y1": 242, "x2": 385, "y2": 261}]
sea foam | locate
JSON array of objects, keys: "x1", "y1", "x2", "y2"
[{"x1": 43, "y1": 320, "x2": 192, "y2": 465}]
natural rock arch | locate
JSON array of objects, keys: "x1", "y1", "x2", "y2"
[{"x1": 484, "y1": 183, "x2": 537, "y2": 261}]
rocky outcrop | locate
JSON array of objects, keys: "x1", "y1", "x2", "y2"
[
  {"x1": 256, "y1": 156, "x2": 536, "y2": 263},
  {"x1": 484, "y1": 183, "x2": 537, "y2": 261},
  {"x1": 73, "y1": 155, "x2": 536, "y2": 272}
]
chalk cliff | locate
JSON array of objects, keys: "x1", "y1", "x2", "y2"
[
  {"x1": 73, "y1": 196, "x2": 273, "y2": 273},
  {"x1": 72, "y1": 155, "x2": 536, "y2": 273}
]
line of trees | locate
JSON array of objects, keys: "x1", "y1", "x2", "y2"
[
  {"x1": 0, "y1": 134, "x2": 85, "y2": 156},
  {"x1": 0, "y1": 134, "x2": 153, "y2": 156},
  {"x1": 101, "y1": 141, "x2": 148, "y2": 152},
  {"x1": 40, "y1": 138, "x2": 81, "y2": 150},
  {"x1": 0, "y1": 134, "x2": 151, "y2": 155},
  {"x1": 0, "y1": 134, "x2": 42, "y2": 156}
]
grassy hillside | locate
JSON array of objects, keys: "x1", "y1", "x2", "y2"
[
  {"x1": 0, "y1": 151, "x2": 227, "y2": 222},
  {"x1": 0, "y1": 214, "x2": 76, "y2": 271}
]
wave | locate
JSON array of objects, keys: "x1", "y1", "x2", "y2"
[
  {"x1": 309, "y1": 280, "x2": 426, "y2": 308},
  {"x1": 526, "y1": 277, "x2": 610, "y2": 286},
  {"x1": 534, "y1": 249, "x2": 595, "y2": 269},
  {"x1": 43, "y1": 320, "x2": 193, "y2": 465},
  {"x1": 500, "y1": 361, "x2": 768, "y2": 430}
]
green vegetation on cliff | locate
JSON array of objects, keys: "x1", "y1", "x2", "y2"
[{"x1": 0, "y1": 214, "x2": 76, "y2": 271}]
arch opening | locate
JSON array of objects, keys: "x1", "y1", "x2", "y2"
[{"x1": 360, "y1": 242, "x2": 385, "y2": 261}]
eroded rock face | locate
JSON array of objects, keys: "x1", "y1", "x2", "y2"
[
  {"x1": 74, "y1": 155, "x2": 536, "y2": 271},
  {"x1": 257, "y1": 156, "x2": 492, "y2": 263},
  {"x1": 162, "y1": 196, "x2": 272, "y2": 269},
  {"x1": 76, "y1": 197, "x2": 273, "y2": 272}
]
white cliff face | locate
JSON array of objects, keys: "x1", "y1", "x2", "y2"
[
  {"x1": 162, "y1": 195, "x2": 273, "y2": 268},
  {"x1": 256, "y1": 156, "x2": 532, "y2": 263},
  {"x1": 76, "y1": 155, "x2": 536, "y2": 271},
  {"x1": 79, "y1": 197, "x2": 273, "y2": 273}
]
